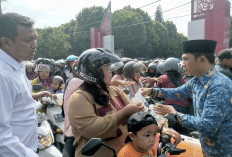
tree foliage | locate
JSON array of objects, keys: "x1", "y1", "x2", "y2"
[
  {"x1": 33, "y1": 5, "x2": 186, "y2": 59},
  {"x1": 112, "y1": 6, "x2": 147, "y2": 57},
  {"x1": 155, "y1": 5, "x2": 163, "y2": 23},
  {"x1": 35, "y1": 27, "x2": 71, "y2": 60},
  {"x1": 59, "y1": 19, "x2": 77, "y2": 55},
  {"x1": 132, "y1": 8, "x2": 159, "y2": 58},
  {"x1": 153, "y1": 21, "x2": 169, "y2": 57},
  {"x1": 73, "y1": 6, "x2": 105, "y2": 55}
]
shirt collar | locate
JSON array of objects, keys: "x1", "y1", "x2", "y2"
[
  {"x1": 0, "y1": 49, "x2": 24, "y2": 71},
  {"x1": 193, "y1": 66, "x2": 216, "y2": 85}
]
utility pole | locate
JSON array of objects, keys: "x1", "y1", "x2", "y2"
[
  {"x1": 0, "y1": 0, "x2": 2, "y2": 15},
  {"x1": 0, "y1": 0, "x2": 7, "y2": 15}
]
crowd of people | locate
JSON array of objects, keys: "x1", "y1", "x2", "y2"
[{"x1": 0, "y1": 13, "x2": 232, "y2": 157}]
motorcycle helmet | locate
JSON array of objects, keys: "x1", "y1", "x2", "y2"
[
  {"x1": 36, "y1": 64, "x2": 51, "y2": 72},
  {"x1": 148, "y1": 62, "x2": 157, "y2": 71},
  {"x1": 35, "y1": 58, "x2": 54, "y2": 73},
  {"x1": 123, "y1": 61, "x2": 146, "y2": 79},
  {"x1": 121, "y1": 57, "x2": 133, "y2": 64},
  {"x1": 35, "y1": 58, "x2": 54, "y2": 65},
  {"x1": 157, "y1": 61, "x2": 166, "y2": 75},
  {"x1": 52, "y1": 75, "x2": 64, "y2": 85},
  {"x1": 66, "y1": 55, "x2": 77, "y2": 64},
  {"x1": 59, "y1": 59, "x2": 65, "y2": 65},
  {"x1": 54, "y1": 61, "x2": 61, "y2": 67},
  {"x1": 110, "y1": 62, "x2": 124, "y2": 72},
  {"x1": 77, "y1": 48, "x2": 121, "y2": 83},
  {"x1": 144, "y1": 60, "x2": 151, "y2": 65},
  {"x1": 164, "y1": 57, "x2": 180, "y2": 72}
]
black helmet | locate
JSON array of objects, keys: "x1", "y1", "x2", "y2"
[
  {"x1": 121, "y1": 57, "x2": 133, "y2": 64},
  {"x1": 77, "y1": 48, "x2": 121, "y2": 83},
  {"x1": 123, "y1": 61, "x2": 146, "y2": 79},
  {"x1": 35, "y1": 58, "x2": 54, "y2": 73},
  {"x1": 148, "y1": 62, "x2": 157, "y2": 71}
]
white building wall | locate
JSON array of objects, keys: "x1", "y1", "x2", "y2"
[
  {"x1": 103, "y1": 35, "x2": 114, "y2": 52},
  {"x1": 188, "y1": 19, "x2": 205, "y2": 40}
]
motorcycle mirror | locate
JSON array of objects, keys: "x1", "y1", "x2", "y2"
[
  {"x1": 163, "y1": 114, "x2": 177, "y2": 128},
  {"x1": 32, "y1": 84, "x2": 43, "y2": 92},
  {"x1": 81, "y1": 138, "x2": 117, "y2": 157},
  {"x1": 81, "y1": 138, "x2": 103, "y2": 156}
]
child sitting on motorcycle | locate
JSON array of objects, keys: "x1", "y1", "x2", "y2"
[
  {"x1": 118, "y1": 112, "x2": 181, "y2": 157},
  {"x1": 48, "y1": 76, "x2": 64, "y2": 94},
  {"x1": 47, "y1": 76, "x2": 64, "y2": 104}
]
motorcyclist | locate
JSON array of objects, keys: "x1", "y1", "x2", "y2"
[
  {"x1": 68, "y1": 48, "x2": 144, "y2": 157},
  {"x1": 215, "y1": 49, "x2": 232, "y2": 80},
  {"x1": 31, "y1": 64, "x2": 52, "y2": 93},
  {"x1": 123, "y1": 61, "x2": 146, "y2": 99},
  {"x1": 111, "y1": 62, "x2": 126, "y2": 81},
  {"x1": 63, "y1": 55, "x2": 77, "y2": 83},
  {"x1": 25, "y1": 61, "x2": 38, "y2": 80},
  {"x1": 145, "y1": 62, "x2": 157, "y2": 78},
  {"x1": 48, "y1": 76, "x2": 64, "y2": 94},
  {"x1": 59, "y1": 59, "x2": 66, "y2": 71},
  {"x1": 54, "y1": 61, "x2": 64, "y2": 77}
]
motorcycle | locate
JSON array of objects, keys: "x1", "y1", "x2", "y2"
[
  {"x1": 81, "y1": 137, "x2": 185, "y2": 157},
  {"x1": 42, "y1": 93, "x2": 65, "y2": 152},
  {"x1": 82, "y1": 138, "x2": 117, "y2": 157},
  {"x1": 33, "y1": 84, "x2": 64, "y2": 154},
  {"x1": 35, "y1": 100, "x2": 62, "y2": 157}
]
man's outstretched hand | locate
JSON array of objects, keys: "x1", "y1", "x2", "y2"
[
  {"x1": 153, "y1": 104, "x2": 176, "y2": 116},
  {"x1": 141, "y1": 88, "x2": 152, "y2": 96}
]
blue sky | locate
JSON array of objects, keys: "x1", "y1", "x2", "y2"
[{"x1": 2, "y1": 0, "x2": 232, "y2": 36}]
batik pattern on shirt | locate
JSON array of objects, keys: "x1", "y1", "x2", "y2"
[{"x1": 153, "y1": 67, "x2": 232, "y2": 156}]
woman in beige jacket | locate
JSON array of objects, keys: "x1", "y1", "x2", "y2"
[{"x1": 68, "y1": 48, "x2": 144, "y2": 157}]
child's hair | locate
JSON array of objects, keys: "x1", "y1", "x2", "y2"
[{"x1": 125, "y1": 111, "x2": 158, "y2": 143}]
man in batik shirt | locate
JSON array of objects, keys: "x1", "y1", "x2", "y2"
[{"x1": 142, "y1": 40, "x2": 232, "y2": 157}]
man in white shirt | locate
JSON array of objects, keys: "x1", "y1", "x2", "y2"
[{"x1": 0, "y1": 13, "x2": 38, "y2": 157}]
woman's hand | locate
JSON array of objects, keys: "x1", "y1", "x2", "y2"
[
  {"x1": 32, "y1": 91, "x2": 52, "y2": 100},
  {"x1": 162, "y1": 127, "x2": 182, "y2": 144},
  {"x1": 117, "y1": 102, "x2": 144, "y2": 125},
  {"x1": 52, "y1": 94, "x2": 57, "y2": 99},
  {"x1": 111, "y1": 80, "x2": 135, "y2": 89},
  {"x1": 153, "y1": 104, "x2": 176, "y2": 116},
  {"x1": 142, "y1": 77, "x2": 163, "y2": 84},
  {"x1": 42, "y1": 91, "x2": 52, "y2": 99},
  {"x1": 124, "y1": 102, "x2": 144, "y2": 115}
]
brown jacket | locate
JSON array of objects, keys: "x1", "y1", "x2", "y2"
[{"x1": 68, "y1": 86, "x2": 131, "y2": 157}]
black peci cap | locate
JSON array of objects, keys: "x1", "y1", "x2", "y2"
[
  {"x1": 183, "y1": 40, "x2": 217, "y2": 54},
  {"x1": 125, "y1": 112, "x2": 157, "y2": 143}
]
